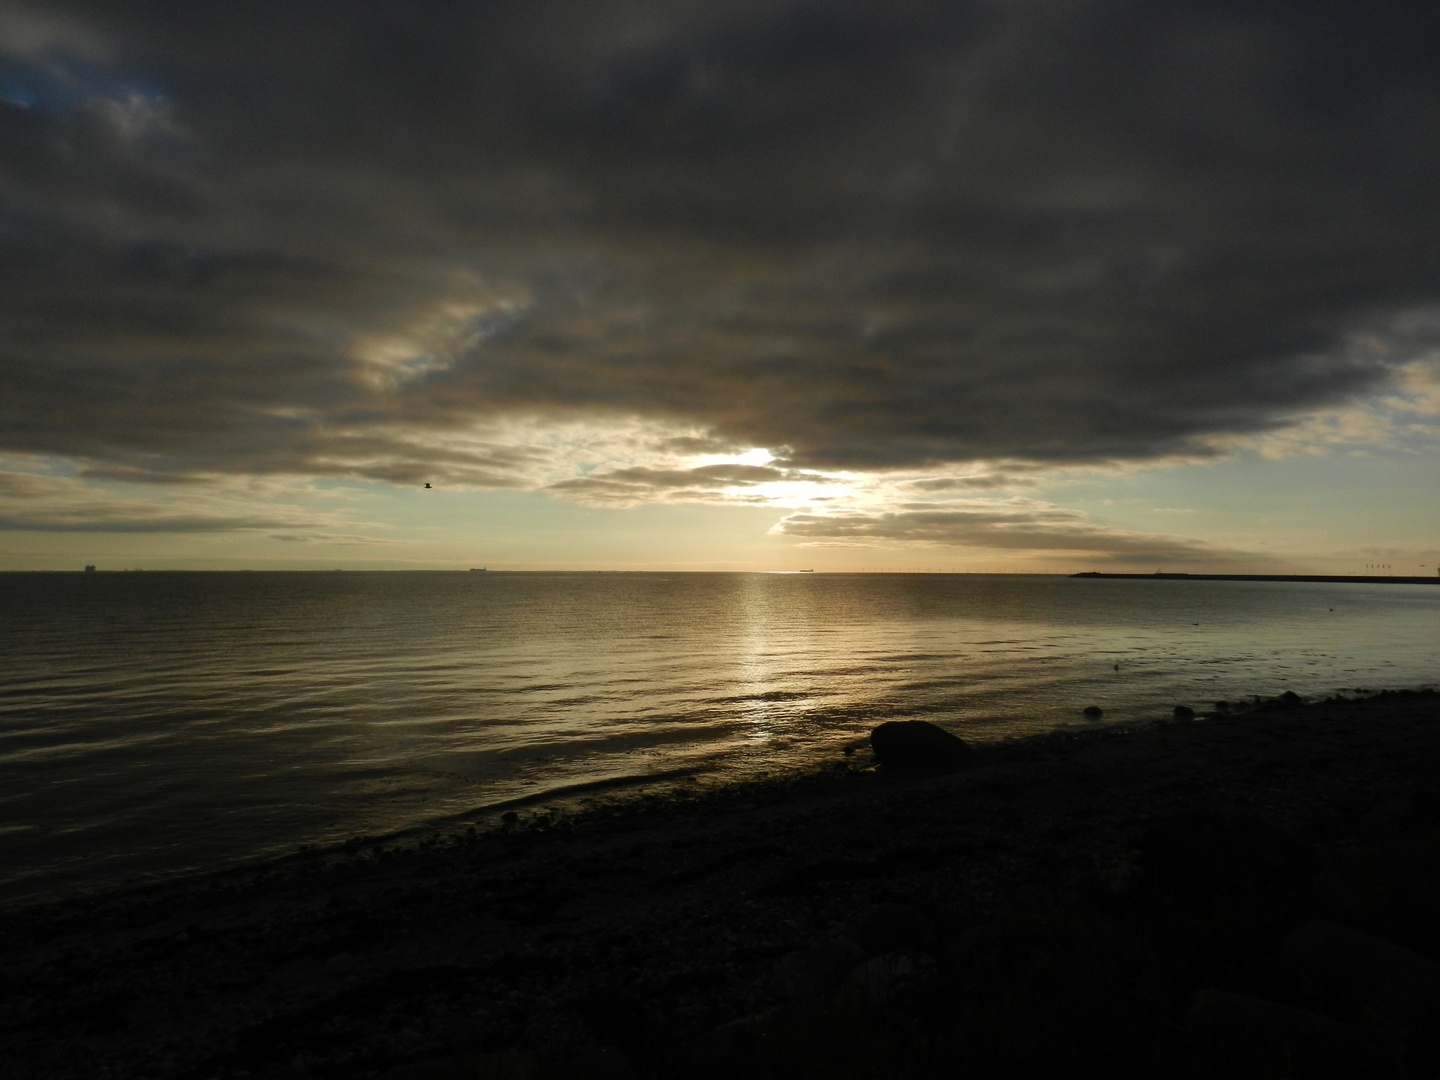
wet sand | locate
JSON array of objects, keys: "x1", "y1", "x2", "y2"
[{"x1": 4, "y1": 689, "x2": 1439, "y2": 1078}]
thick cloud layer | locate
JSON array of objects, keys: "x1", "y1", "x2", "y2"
[{"x1": 4, "y1": 0, "x2": 1440, "y2": 487}]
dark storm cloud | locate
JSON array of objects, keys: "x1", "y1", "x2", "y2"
[
  {"x1": 775, "y1": 500, "x2": 1234, "y2": 563},
  {"x1": 4, "y1": 0, "x2": 1440, "y2": 483}
]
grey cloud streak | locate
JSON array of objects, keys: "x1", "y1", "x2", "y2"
[
  {"x1": 3, "y1": 0, "x2": 1440, "y2": 487},
  {"x1": 900, "y1": 473, "x2": 1045, "y2": 492},
  {"x1": 0, "y1": 470, "x2": 386, "y2": 538},
  {"x1": 774, "y1": 500, "x2": 1238, "y2": 563},
  {"x1": 547, "y1": 463, "x2": 831, "y2": 505}
]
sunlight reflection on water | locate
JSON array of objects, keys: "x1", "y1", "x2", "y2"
[{"x1": 0, "y1": 570, "x2": 1436, "y2": 903}]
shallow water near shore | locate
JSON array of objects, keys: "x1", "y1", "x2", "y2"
[{"x1": 1, "y1": 570, "x2": 1436, "y2": 905}]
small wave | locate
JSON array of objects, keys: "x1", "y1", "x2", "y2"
[{"x1": 706, "y1": 690, "x2": 813, "y2": 705}]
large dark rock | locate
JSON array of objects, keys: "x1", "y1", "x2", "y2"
[{"x1": 869, "y1": 720, "x2": 971, "y2": 770}]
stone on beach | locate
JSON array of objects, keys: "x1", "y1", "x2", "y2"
[
  {"x1": 1173, "y1": 705, "x2": 1196, "y2": 720},
  {"x1": 854, "y1": 902, "x2": 932, "y2": 957},
  {"x1": 1283, "y1": 921, "x2": 1440, "y2": 1019},
  {"x1": 771, "y1": 939, "x2": 867, "y2": 1004},
  {"x1": 323, "y1": 951, "x2": 361, "y2": 976},
  {"x1": 942, "y1": 923, "x2": 1005, "y2": 967},
  {"x1": 383, "y1": 1047, "x2": 533, "y2": 1079},
  {"x1": 1183, "y1": 988, "x2": 1372, "y2": 1077},
  {"x1": 838, "y1": 953, "x2": 916, "y2": 1008},
  {"x1": 868, "y1": 720, "x2": 971, "y2": 770},
  {"x1": 1136, "y1": 813, "x2": 1315, "y2": 901},
  {"x1": 1082, "y1": 705, "x2": 1103, "y2": 719}
]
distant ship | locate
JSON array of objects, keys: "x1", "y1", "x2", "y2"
[
  {"x1": 469, "y1": 567, "x2": 486, "y2": 572},
  {"x1": 798, "y1": 569, "x2": 813, "y2": 572}
]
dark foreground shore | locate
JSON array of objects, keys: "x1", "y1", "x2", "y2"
[{"x1": 6, "y1": 690, "x2": 1440, "y2": 1079}]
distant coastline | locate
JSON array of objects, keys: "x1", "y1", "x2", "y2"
[{"x1": 1072, "y1": 571, "x2": 1440, "y2": 585}]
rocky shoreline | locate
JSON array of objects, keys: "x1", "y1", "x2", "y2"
[{"x1": 5, "y1": 689, "x2": 1440, "y2": 1079}]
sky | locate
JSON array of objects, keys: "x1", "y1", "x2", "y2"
[{"x1": 1, "y1": 0, "x2": 1438, "y2": 573}]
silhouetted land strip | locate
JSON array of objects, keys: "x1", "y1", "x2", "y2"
[
  {"x1": 1072, "y1": 571, "x2": 1440, "y2": 584},
  {"x1": 6, "y1": 689, "x2": 1440, "y2": 1078}
]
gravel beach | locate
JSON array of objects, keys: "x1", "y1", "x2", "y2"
[{"x1": 5, "y1": 689, "x2": 1439, "y2": 1079}]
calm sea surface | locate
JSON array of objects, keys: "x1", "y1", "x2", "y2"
[{"x1": 1, "y1": 570, "x2": 1437, "y2": 905}]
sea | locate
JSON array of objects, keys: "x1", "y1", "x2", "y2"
[{"x1": 1, "y1": 570, "x2": 1437, "y2": 907}]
